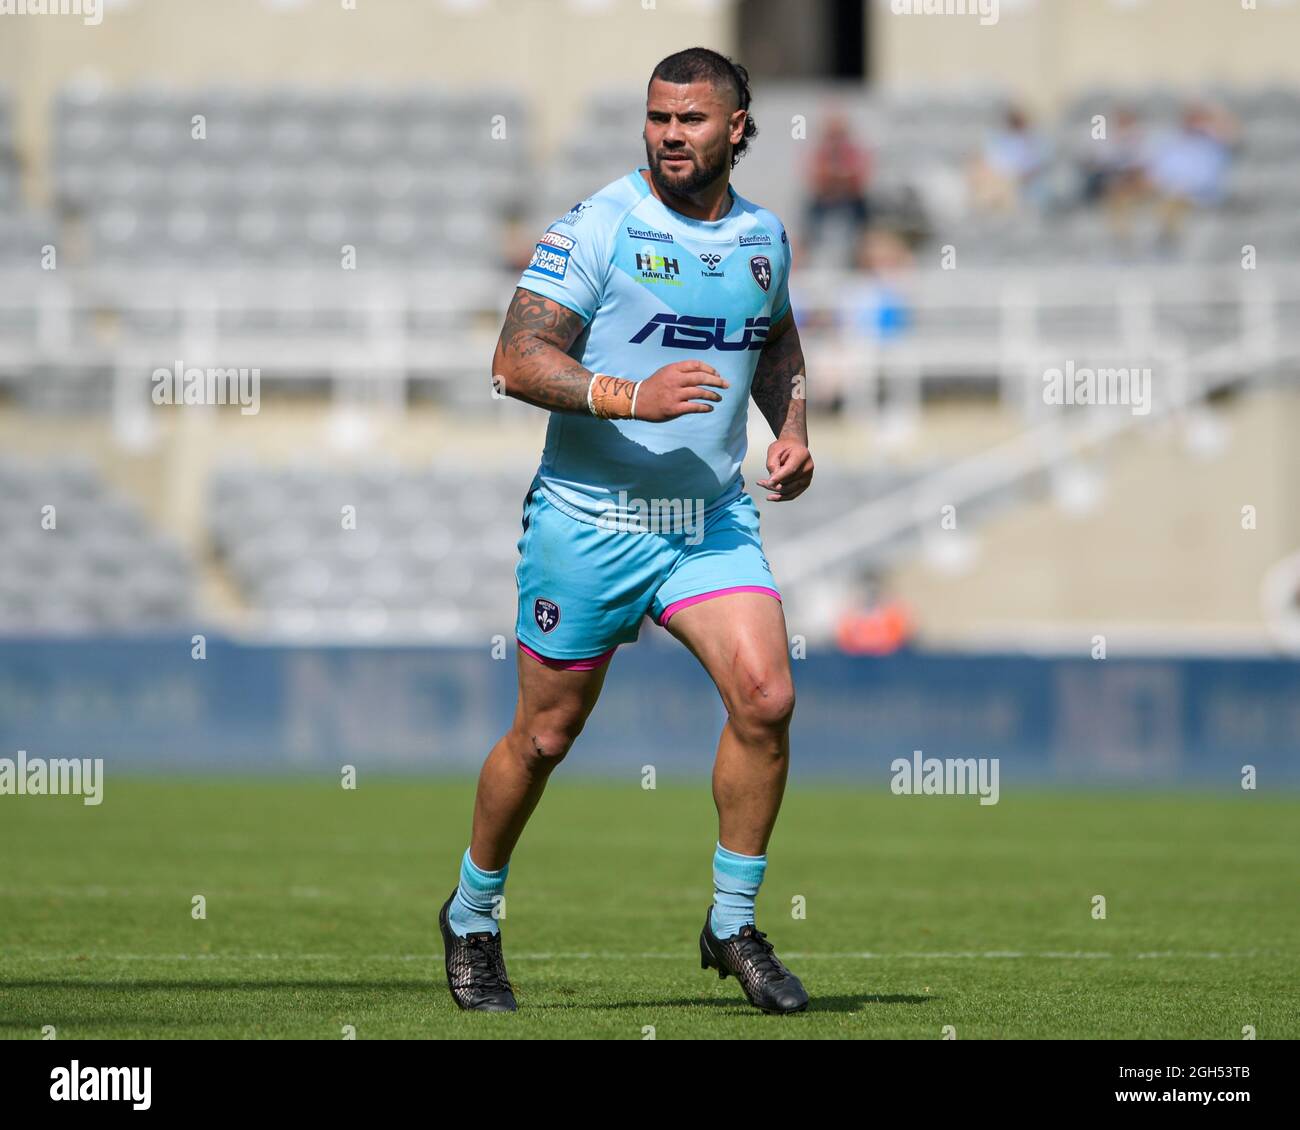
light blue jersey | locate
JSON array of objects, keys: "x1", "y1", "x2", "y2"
[{"x1": 517, "y1": 167, "x2": 791, "y2": 534}]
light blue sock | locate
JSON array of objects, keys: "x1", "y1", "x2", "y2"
[
  {"x1": 710, "y1": 841, "x2": 767, "y2": 938},
  {"x1": 447, "y1": 847, "x2": 508, "y2": 938}
]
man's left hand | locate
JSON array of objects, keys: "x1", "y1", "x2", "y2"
[{"x1": 756, "y1": 440, "x2": 814, "y2": 502}]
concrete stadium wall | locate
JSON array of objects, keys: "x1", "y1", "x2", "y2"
[
  {"x1": 873, "y1": 0, "x2": 1300, "y2": 112},
  {"x1": 886, "y1": 388, "x2": 1300, "y2": 646}
]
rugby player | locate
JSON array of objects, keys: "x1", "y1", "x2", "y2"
[{"x1": 440, "y1": 47, "x2": 815, "y2": 1015}]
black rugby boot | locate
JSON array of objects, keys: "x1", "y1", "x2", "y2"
[
  {"x1": 699, "y1": 906, "x2": 809, "y2": 1015},
  {"x1": 439, "y1": 889, "x2": 518, "y2": 1012}
]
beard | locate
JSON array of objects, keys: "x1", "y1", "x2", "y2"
[{"x1": 645, "y1": 138, "x2": 730, "y2": 197}]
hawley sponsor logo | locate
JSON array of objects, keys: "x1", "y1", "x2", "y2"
[{"x1": 634, "y1": 252, "x2": 681, "y2": 285}]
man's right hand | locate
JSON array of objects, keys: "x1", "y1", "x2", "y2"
[{"x1": 634, "y1": 361, "x2": 731, "y2": 422}]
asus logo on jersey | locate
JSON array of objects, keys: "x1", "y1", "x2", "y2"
[{"x1": 629, "y1": 314, "x2": 770, "y2": 351}]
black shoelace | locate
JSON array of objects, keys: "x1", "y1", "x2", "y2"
[
  {"x1": 464, "y1": 934, "x2": 512, "y2": 992},
  {"x1": 734, "y1": 928, "x2": 784, "y2": 979}
]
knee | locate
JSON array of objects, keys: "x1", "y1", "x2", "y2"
[
  {"x1": 512, "y1": 713, "x2": 586, "y2": 768},
  {"x1": 729, "y1": 672, "x2": 796, "y2": 742}
]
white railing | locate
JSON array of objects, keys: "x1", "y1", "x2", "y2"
[
  {"x1": 2, "y1": 263, "x2": 1296, "y2": 392},
  {"x1": 1, "y1": 260, "x2": 1295, "y2": 526},
  {"x1": 777, "y1": 331, "x2": 1294, "y2": 589}
]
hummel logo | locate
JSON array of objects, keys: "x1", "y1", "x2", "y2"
[{"x1": 700, "y1": 253, "x2": 722, "y2": 269}]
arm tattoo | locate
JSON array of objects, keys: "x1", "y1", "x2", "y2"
[
  {"x1": 495, "y1": 288, "x2": 596, "y2": 414},
  {"x1": 750, "y1": 314, "x2": 808, "y2": 443}
]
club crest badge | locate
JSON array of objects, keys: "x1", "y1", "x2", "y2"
[
  {"x1": 749, "y1": 255, "x2": 772, "y2": 292},
  {"x1": 534, "y1": 598, "x2": 561, "y2": 634}
]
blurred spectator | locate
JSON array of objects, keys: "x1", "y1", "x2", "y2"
[
  {"x1": 968, "y1": 106, "x2": 1051, "y2": 214},
  {"x1": 848, "y1": 227, "x2": 913, "y2": 339},
  {"x1": 1144, "y1": 102, "x2": 1238, "y2": 247},
  {"x1": 836, "y1": 593, "x2": 914, "y2": 655},
  {"x1": 1079, "y1": 107, "x2": 1149, "y2": 245},
  {"x1": 822, "y1": 227, "x2": 915, "y2": 414},
  {"x1": 803, "y1": 111, "x2": 873, "y2": 252},
  {"x1": 1081, "y1": 107, "x2": 1147, "y2": 202}
]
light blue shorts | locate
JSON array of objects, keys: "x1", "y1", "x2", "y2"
[{"x1": 514, "y1": 482, "x2": 781, "y2": 669}]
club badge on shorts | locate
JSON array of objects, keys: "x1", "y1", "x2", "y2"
[
  {"x1": 749, "y1": 255, "x2": 772, "y2": 291},
  {"x1": 534, "y1": 598, "x2": 561, "y2": 634}
]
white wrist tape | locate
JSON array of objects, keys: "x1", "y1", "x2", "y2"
[{"x1": 630, "y1": 381, "x2": 640, "y2": 421}]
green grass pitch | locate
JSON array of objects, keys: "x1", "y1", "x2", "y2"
[{"x1": 1, "y1": 778, "x2": 1296, "y2": 1039}]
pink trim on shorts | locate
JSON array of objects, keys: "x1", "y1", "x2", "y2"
[
  {"x1": 657, "y1": 585, "x2": 782, "y2": 627},
  {"x1": 518, "y1": 641, "x2": 618, "y2": 671}
]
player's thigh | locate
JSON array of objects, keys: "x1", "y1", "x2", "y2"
[
  {"x1": 653, "y1": 491, "x2": 792, "y2": 719},
  {"x1": 512, "y1": 643, "x2": 611, "y2": 741},
  {"x1": 664, "y1": 591, "x2": 794, "y2": 723},
  {"x1": 515, "y1": 488, "x2": 658, "y2": 663}
]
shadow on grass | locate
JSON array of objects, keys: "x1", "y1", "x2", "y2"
[
  {"x1": 530, "y1": 992, "x2": 935, "y2": 1013},
  {"x1": 1, "y1": 982, "x2": 936, "y2": 1021}
]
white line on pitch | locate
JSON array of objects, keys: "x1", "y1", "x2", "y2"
[{"x1": 0, "y1": 950, "x2": 1282, "y2": 962}]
